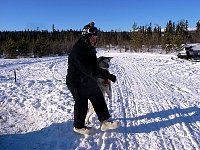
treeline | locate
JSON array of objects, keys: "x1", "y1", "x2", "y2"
[
  {"x1": 0, "y1": 28, "x2": 80, "y2": 58},
  {"x1": 0, "y1": 20, "x2": 200, "y2": 58}
]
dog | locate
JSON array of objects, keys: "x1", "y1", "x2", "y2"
[{"x1": 85, "y1": 56, "x2": 113, "y2": 124}]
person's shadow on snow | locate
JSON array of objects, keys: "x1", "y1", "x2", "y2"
[
  {"x1": 0, "y1": 120, "x2": 82, "y2": 150},
  {"x1": 116, "y1": 106, "x2": 200, "y2": 133}
]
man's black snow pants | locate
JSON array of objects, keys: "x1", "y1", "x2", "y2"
[{"x1": 68, "y1": 82, "x2": 111, "y2": 129}]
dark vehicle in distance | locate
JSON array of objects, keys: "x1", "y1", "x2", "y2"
[{"x1": 177, "y1": 44, "x2": 200, "y2": 60}]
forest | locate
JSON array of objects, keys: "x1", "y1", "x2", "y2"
[{"x1": 0, "y1": 20, "x2": 200, "y2": 58}]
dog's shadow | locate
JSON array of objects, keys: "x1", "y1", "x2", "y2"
[{"x1": 116, "y1": 106, "x2": 200, "y2": 133}]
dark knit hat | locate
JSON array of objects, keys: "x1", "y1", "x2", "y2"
[{"x1": 82, "y1": 22, "x2": 98, "y2": 38}]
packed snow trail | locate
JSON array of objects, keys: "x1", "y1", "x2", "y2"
[{"x1": 0, "y1": 52, "x2": 200, "y2": 150}]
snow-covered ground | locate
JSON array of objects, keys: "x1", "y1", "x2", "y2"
[{"x1": 0, "y1": 51, "x2": 200, "y2": 150}]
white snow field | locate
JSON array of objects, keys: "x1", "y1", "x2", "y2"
[{"x1": 0, "y1": 50, "x2": 200, "y2": 150}]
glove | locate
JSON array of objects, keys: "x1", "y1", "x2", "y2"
[{"x1": 109, "y1": 74, "x2": 116, "y2": 83}]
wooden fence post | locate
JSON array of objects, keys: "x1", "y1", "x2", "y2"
[{"x1": 14, "y1": 70, "x2": 16, "y2": 82}]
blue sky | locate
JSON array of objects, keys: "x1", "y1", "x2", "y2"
[{"x1": 0, "y1": 0, "x2": 200, "y2": 31}]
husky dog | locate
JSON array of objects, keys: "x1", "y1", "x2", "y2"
[{"x1": 85, "y1": 56, "x2": 113, "y2": 124}]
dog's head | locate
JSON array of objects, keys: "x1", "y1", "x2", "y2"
[{"x1": 97, "y1": 56, "x2": 113, "y2": 69}]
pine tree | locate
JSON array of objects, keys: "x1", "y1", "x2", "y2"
[
  {"x1": 195, "y1": 21, "x2": 200, "y2": 42},
  {"x1": 2, "y1": 39, "x2": 18, "y2": 58},
  {"x1": 131, "y1": 26, "x2": 144, "y2": 52},
  {"x1": 162, "y1": 20, "x2": 176, "y2": 53},
  {"x1": 17, "y1": 38, "x2": 30, "y2": 56}
]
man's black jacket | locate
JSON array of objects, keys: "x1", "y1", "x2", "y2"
[{"x1": 66, "y1": 38, "x2": 109, "y2": 88}]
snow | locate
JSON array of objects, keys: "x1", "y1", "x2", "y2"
[
  {"x1": 1, "y1": 50, "x2": 200, "y2": 150},
  {"x1": 186, "y1": 43, "x2": 200, "y2": 51},
  {"x1": 192, "y1": 44, "x2": 200, "y2": 51}
]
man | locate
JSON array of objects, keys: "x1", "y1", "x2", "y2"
[{"x1": 66, "y1": 22, "x2": 120, "y2": 135}]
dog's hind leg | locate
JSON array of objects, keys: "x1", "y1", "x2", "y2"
[
  {"x1": 85, "y1": 101, "x2": 94, "y2": 125},
  {"x1": 107, "y1": 84, "x2": 112, "y2": 99}
]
